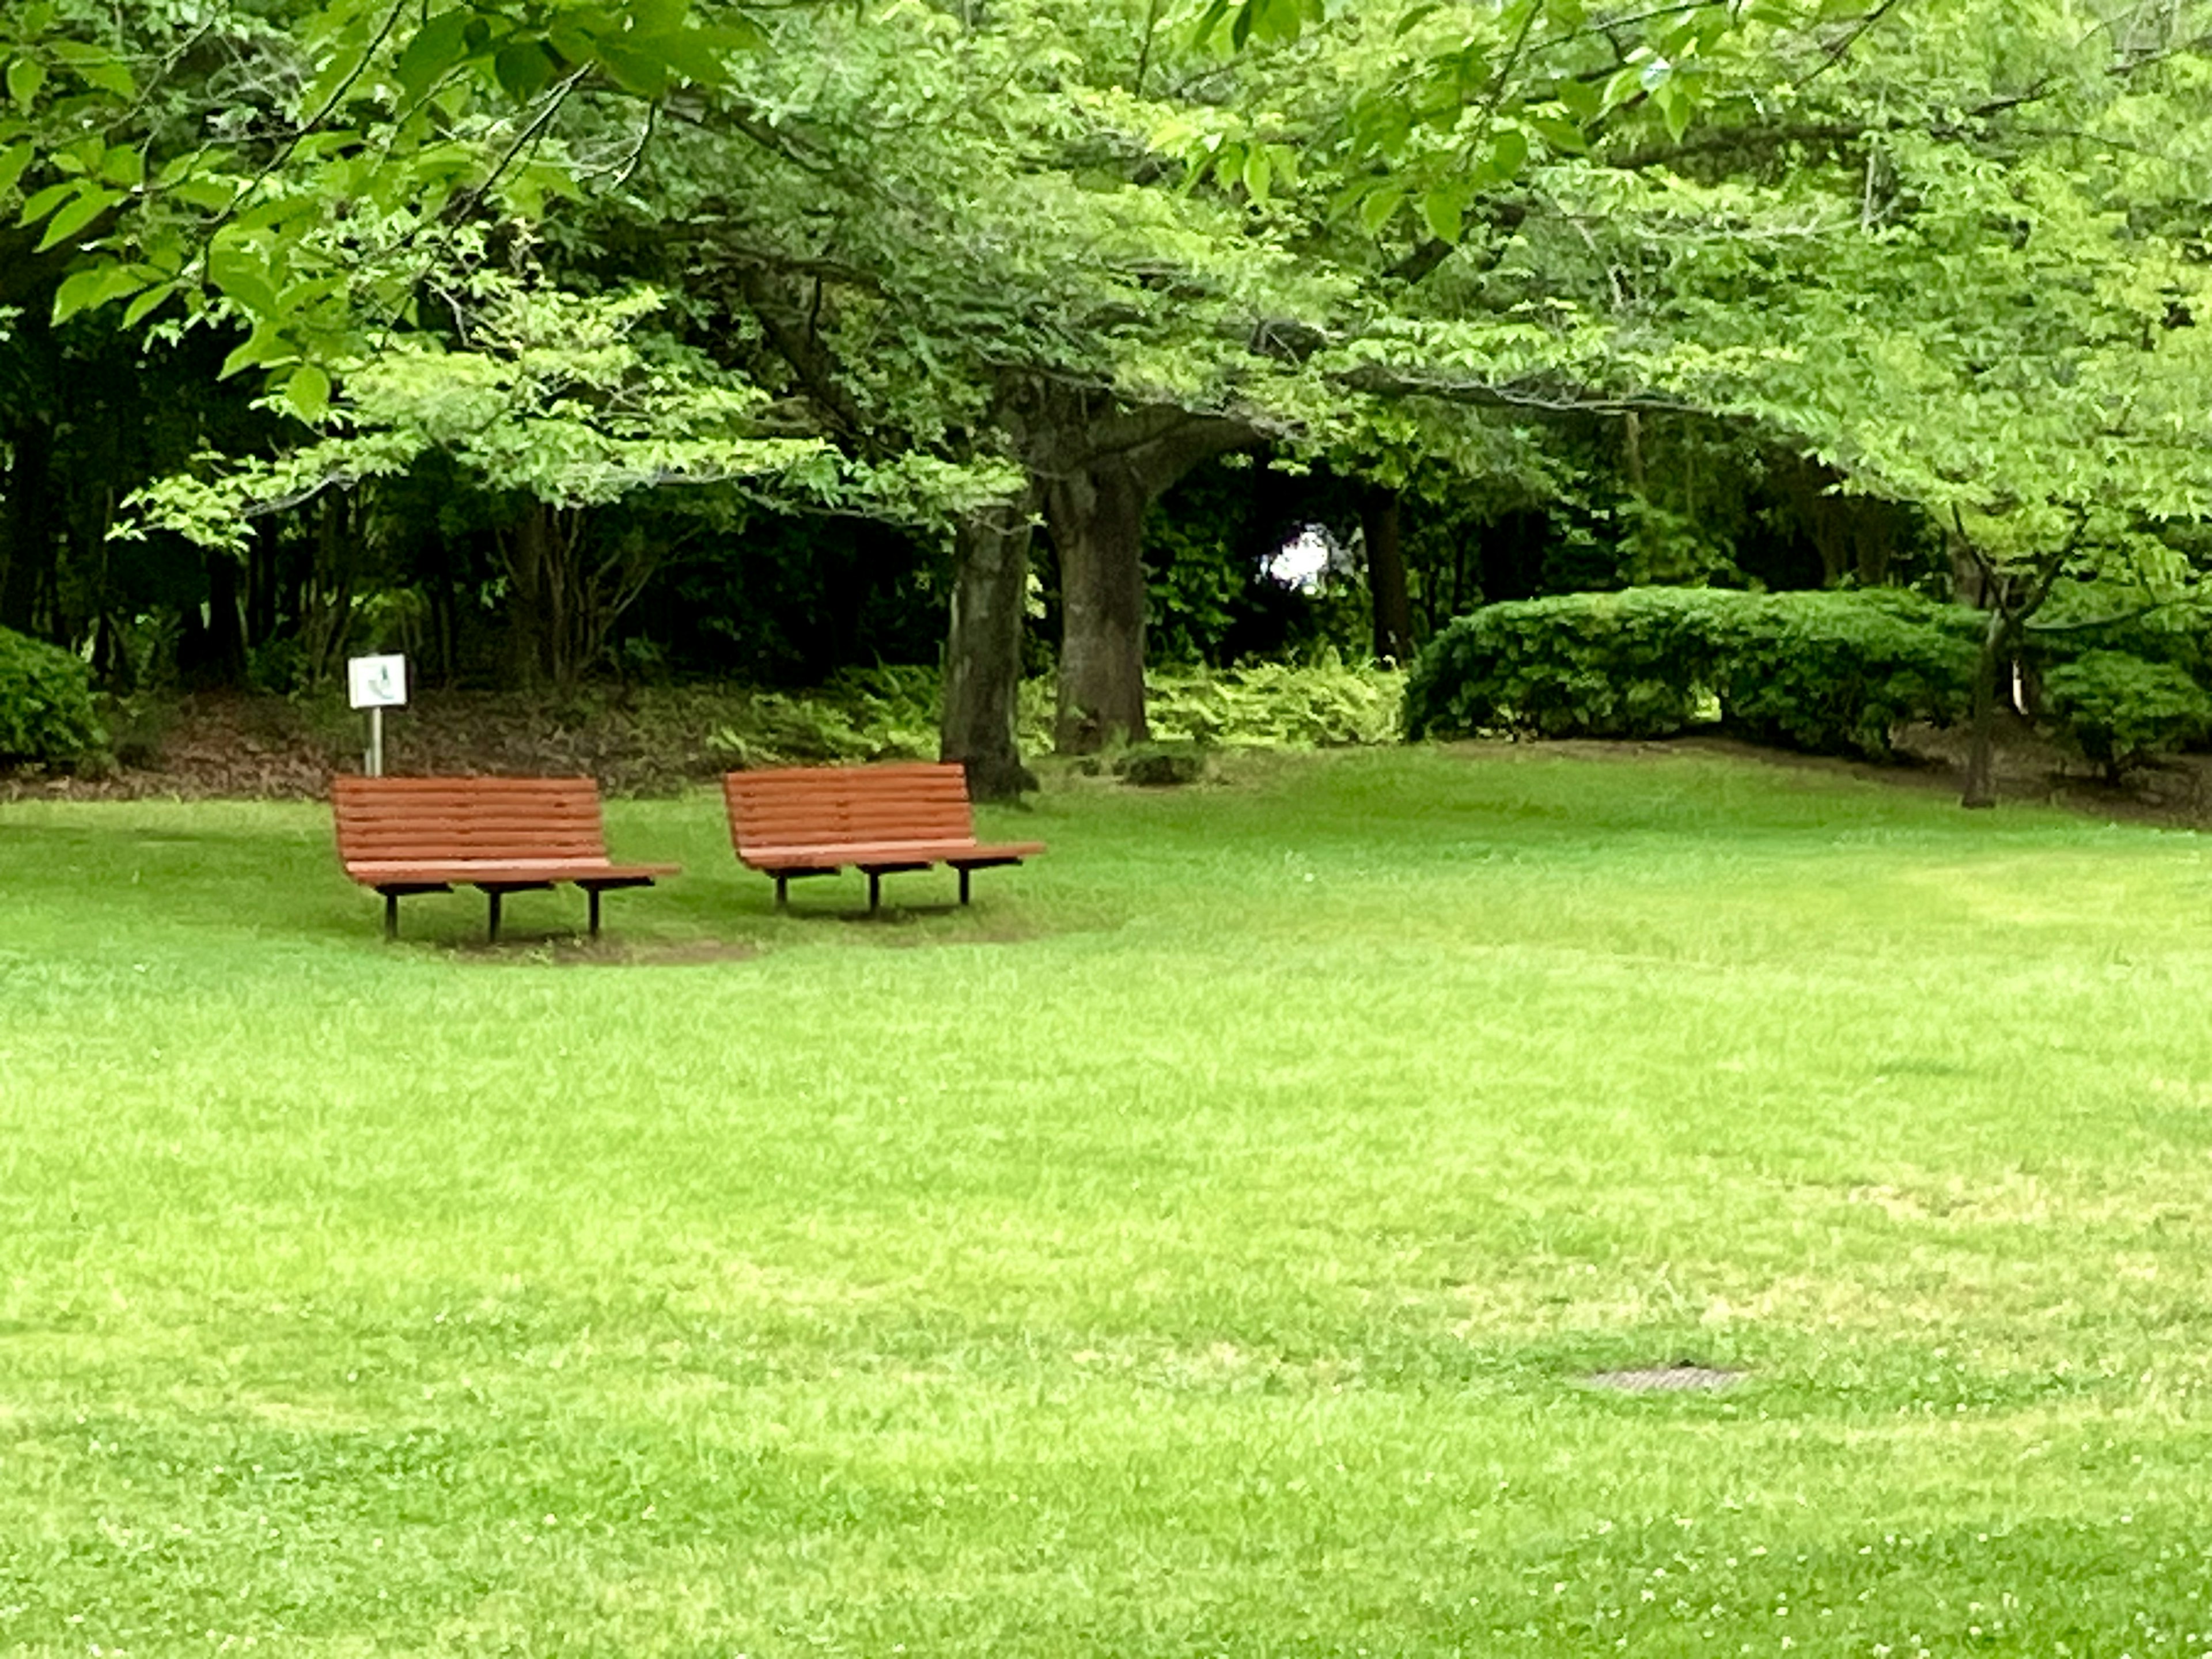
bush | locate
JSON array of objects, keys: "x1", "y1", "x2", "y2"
[
  {"x1": 0, "y1": 626, "x2": 106, "y2": 768},
  {"x1": 707, "y1": 665, "x2": 940, "y2": 768},
  {"x1": 1705, "y1": 589, "x2": 1980, "y2": 759},
  {"x1": 1403, "y1": 586, "x2": 1982, "y2": 759},
  {"x1": 1145, "y1": 659, "x2": 1403, "y2": 748},
  {"x1": 2040, "y1": 651, "x2": 2212, "y2": 781},
  {"x1": 711, "y1": 662, "x2": 1402, "y2": 772},
  {"x1": 1401, "y1": 589, "x2": 1725, "y2": 742}
]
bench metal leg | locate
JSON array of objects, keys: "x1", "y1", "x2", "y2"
[
  {"x1": 487, "y1": 889, "x2": 502, "y2": 944},
  {"x1": 776, "y1": 873, "x2": 789, "y2": 909},
  {"x1": 588, "y1": 887, "x2": 603, "y2": 938},
  {"x1": 868, "y1": 871, "x2": 882, "y2": 913},
  {"x1": 385, "y1": 892, "x2": 400, "y2": 941},
  {"x1": 959, "y1": 867, "x2": 971, "y2": 906}
]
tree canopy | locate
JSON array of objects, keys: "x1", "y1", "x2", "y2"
[{"x1": 1, "y1": 0, "x2": 2209, "y2": 796}]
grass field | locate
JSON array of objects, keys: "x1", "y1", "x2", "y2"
[{"x1": 5, "y1": 742, "x2": 2212, "y2": 1656}]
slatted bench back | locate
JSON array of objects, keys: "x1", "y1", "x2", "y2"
[
  {"x1": 725, "y1": 762, "x2": 978, "y2": 856},
  {"x1": 332, "y1": 775, "x2": 611, "y2": 867}
]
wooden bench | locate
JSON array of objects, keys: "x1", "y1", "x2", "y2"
[
  {"x1": 724, "y1": 762, "x2": 1044, "y2": 912},
  {"x1": 332, "y1": 775, "x2": 677, "y2": 941}
]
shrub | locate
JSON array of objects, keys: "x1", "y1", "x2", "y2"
[
  {"x1": 0, "y1": 626, "x2": 105, "y2": 768},
  {"x1": 1401, "y1": 589, "x2": 1725, "y2": 741},
  {"x1": 2040, "y1": 651, "x2": 2212, "y2": 781},
  {"x1": 707, "y1": 665, "x2": 940, "y2": 767},
  {"x1": 1706, "y1": 589, "x2": 1980, "y2": 760},
  {"x1": 1145, "y1": 659, "x2": 1403, "y2": 748},
  {"x1": 710, "y1": 662, "x2": 1402, "y2": 771},
  {"x1": 1403, "y1": 586, "x2": 1982, "y2": 759}
]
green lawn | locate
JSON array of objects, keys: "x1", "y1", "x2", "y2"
[{"x1": 5, "y1": 744, "x2": 2211, "y2": 1656}]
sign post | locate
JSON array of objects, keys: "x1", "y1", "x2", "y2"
[{"x1": 347, "y1": 654, "x2": 408, "y2": 777}]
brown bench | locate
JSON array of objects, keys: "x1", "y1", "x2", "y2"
[
  {"x1": 332, "y1": 775, "x2": 677, "y2": 941},
  {"x1": 724, "y1": 762, "x2": 1044, "y2": 912}
]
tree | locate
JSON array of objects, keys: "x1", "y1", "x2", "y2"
[{"x1": 1582, "y1": 0, "x2": 2212, "y2": 803}]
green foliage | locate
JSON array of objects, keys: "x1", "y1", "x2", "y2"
[
  {"x1": 1403, "y1": 587, "x2": 1980, "y2": 758},
  {"x1": 1705, "y1": 589, "x2": 1981, "y2": 760},
  {"x1": 1142, "y1": 660, "x2": 1404, "y2": 748},
  {"x1": 2040, "y1": 651, "x2": 2212, "y2": 782},
  {"x1": 1401, "y1": 588, "x2": 1721, "y2": 741},
  {"x1": 707, "y1": 662, "x2": 1403, "y2": 768},
  {"x1": 706, "y1": 665, "x2": 940, "y2": 768},
  {"x1": 0, "y1": 623, "x2": 104, "y2": 766}
]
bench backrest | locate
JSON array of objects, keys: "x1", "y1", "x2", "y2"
[
  {"x1": 724, "y1": 762, "x2": 978, "y2": 854},
  {"x1": 332, "y1": 775, "x2": 611, "y2": 866}
]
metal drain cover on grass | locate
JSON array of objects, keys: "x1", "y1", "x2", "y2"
[{"x1": 1585, "y1": 1363, "x2": 1745, "y2": 1394}]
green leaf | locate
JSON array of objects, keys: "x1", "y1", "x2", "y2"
[
  {"x1": 285, "y1": 363, "x2": 333, "y2": 421},
  {"x1": 494, "y1": 40, "x2": 557, "y2": 100},
  {"x1": 218, "y1": 322, "x2": 293, "y2": 380},
  {"x1": 6, "y1": 57, "x2": 46, "y2": 111},
  {"x1": 51, "y1": 262, "x2": 143, "y2": 324},
  {"x1": 33, "y1": 185, "x2": 122, "y2": 251},
  {"x1": 165, "y1": 177, "x2": 236, "y2": 211},
  {"x1": 1488, "y1": 127, "x2": 1529, "y2": 181},
  {"x1": 595, "y1": 39, "x2": 671, "y2": 96},
  {"x1": 17, "y1": 179, "x2": 73, "y2": 225},
  {"x1": 1556, "y1": 77, "x2": 1603, "y2": 120},
  {"x1": 1242, "y1": 144, "x2": 1272, "y2": 203},
  {"x1": 207, "y1": 240, "x2": 281, "y2": 317},
  {"x1": 99, "y1": 145, "x2": 145, "y2": 188},
  {"x1": 1359, "y1": 182, "x2": 1406, "y2": 234},
  {"x1": 297, "y1": 44, "x2": 366, "y2": 119},
  {"x1": 394, "y1": 9, "x2": 470, "y2": 104},
  {"x1": 48, "y1": 42, "x2": 134, "y2": 98},
  {"x1": 631, "y1": 27, "x2": 735, "y2": 88},
  {"x1": 123, "y1": 281, "x2": 175, "y2": 328},
  {"x1": 1420, "y1": 187, "x2": 1461, "y2": 244},
  {"x1": 626, "y1": 0, "x2": 691, "y2": 35},
  {"x1": 1525, "y1": 112, "x2": 1586, "y2": 155},
  {"x1": 0, "y1": 143, "x2": 32, "y2": 200}
]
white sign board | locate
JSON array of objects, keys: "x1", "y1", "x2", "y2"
[{"x1": 348, "y1": 654, "x2": 408, "y2": 710}]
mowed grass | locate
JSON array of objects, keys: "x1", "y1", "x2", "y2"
[{"x1": 5, "y1": 743, "x2": 2212, "y2": 1657}]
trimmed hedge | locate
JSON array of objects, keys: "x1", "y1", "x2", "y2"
[
  {"x1": 1704, "y1": 589, "x2": 1983, "y2": 759},
  {"x1": 0, "y1": 626, "x2": 105, "y2": 768},
  {"x1": 1403, "y1": 588, "x2": 1982, "y2": 760},
  {"x1": 2041, "y1": 651, "x2": 2212, "y2": 781}
]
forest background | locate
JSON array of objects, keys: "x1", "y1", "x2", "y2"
[{"x1": 1, "y1": 0, "x2": 2209, "y2": 801}]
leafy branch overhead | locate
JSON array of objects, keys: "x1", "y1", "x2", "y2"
[
  {"x1": 120, "y1": 274, "x2": 1020, "y2": 552},
  {"x1": 1, "y1": 0, "x2": 770, "y2": 409}
]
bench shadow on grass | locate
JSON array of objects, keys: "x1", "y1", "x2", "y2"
[
  {"x1": 416, "y1": 900, "x2": 1052, "y2": 964},
  {"x1": 436, "y1": 932, "x2": 765, "y2": 967}
]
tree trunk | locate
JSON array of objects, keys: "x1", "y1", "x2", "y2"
[
  {"x1": 0, "y1": 420, "x2": 56, "y2": 637},
  {"x1": 505, "y1": 502, "x2": 584, "y2": 690},
  {"x1": 1037, "y1": 406, "x2": 1256, "y2": 754},
  {"x1": 1047, "y1": 458, "x2": 1152, "y2": 753},
  {"x1": 941, "y1": 493, "x2": 1040, "y2": 800},
  {"x1": 1961, "y1": 607, "x2": 2009, "y2": 809},
  {"x1": 202, "y1": 548, "x2": 248, "y2": 687},
  {"x1": 1362, "y1": 484, "x2": 1414, "y2": 665}
]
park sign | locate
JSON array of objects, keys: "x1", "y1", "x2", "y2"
[
  {"x1": 348, "y1": 654, "x2": 406, "y2": 777},
  {"x1": 348, "y1": 654, "x2": 407, "y2": 710}
]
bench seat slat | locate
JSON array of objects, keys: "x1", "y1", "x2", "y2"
[{"x1": 740, "y1": 840, "x2": 1046, "y2": 870}]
